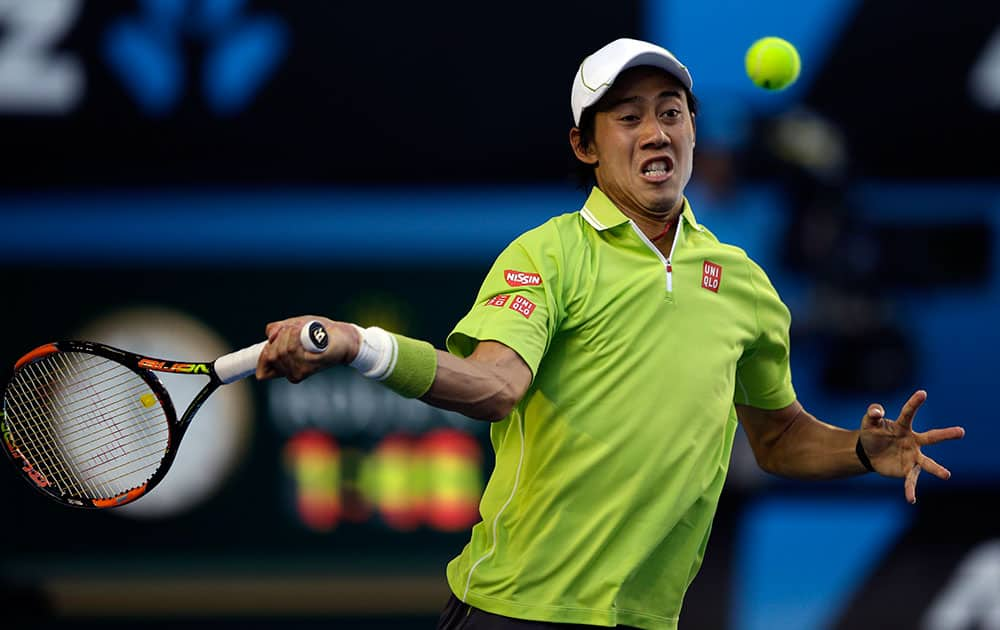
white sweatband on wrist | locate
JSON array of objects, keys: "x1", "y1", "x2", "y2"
[
  {"x1": 348, "y1": 326, "x2": 438, "y2": 399},
  {"x1": 348, "y1": 325, "x2": 397, "y2": 380}
]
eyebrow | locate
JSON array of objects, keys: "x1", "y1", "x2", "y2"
[{"x1": 605, "y1": 90, "x2": 683, "y2": 110}]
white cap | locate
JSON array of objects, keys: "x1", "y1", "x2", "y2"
[{"x1": 571, "y1": 38, "x2": 693, "y2": 126}]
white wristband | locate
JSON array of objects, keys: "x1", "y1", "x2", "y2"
[{"x1": 348, "y1": 325, "x2": 398, "y2": 380}]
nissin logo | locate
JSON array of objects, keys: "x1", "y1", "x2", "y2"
[
  {"x1": 103, "y1": 0, "x2": 287, "y2": 116},
  {"x1": 504, "y1": 270, "x2": 542, "y2": 287}
]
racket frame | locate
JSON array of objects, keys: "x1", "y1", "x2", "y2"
[{"x1": 1, "y1": 340, "x2": 223, "y2": 509}]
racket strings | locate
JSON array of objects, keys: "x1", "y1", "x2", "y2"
[
  {"x1": 6, "y1": 356, "x2": 124, "y2": 499},
  {"x1": 15, "y1": 376, "x2": 150, "y2": 441},
  {"x1": 52, "y1": 353, "x2": 170, "y2": 496},
  {"x1": 14, "y1": 359, "x2": 144, "y2": 423},
  {"x1": 24, "y1": 354, "x2": 146, "y2": 496},
  {"x1": 7, "y1": 353, "x2": 165, "y2": 500},
  {"x1": 6, "y1": 370, "x2": 86, "y2": 496},
  {"x1": 3, "y1": 351, "x2": 169, "y2": 500},
  {"x1": 43, "y1": 352, "x2": 168, "y2": 498}
]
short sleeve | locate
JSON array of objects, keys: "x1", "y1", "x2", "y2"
[
  {"x1": 447, "y1": 225, "x2": 564, "y2": 376},
  {"x1": 734, "y1": 259, "x2": 797, "y2": 409}
]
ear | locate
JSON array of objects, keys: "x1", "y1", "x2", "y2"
[
  {"x1": 569, "y1": 127, "x2": 598, "y2": 165},
  {"x1": 690, "y1": 112, "x2": 697, "y2": 148}
]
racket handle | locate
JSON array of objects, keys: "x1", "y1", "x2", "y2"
[
  {"x1": 300, "y1": 320, "x2": 330, "y2": 353},
  {"x1": 214, "y1": 341, "x2": 267, "y2": 384},
  {"x1": 214, "y1": 320, "x2": 329, "y2": 384}
]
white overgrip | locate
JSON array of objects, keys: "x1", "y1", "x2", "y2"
[
  {"x1": 214, "y1": 341, "x2": 267, "y2": 384},
  {"x1": 213, "y1": 320, "x2": 328, "y2": 384}
]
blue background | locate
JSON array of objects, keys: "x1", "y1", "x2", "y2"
[{"x1": 1, "y1": 1, "x2": 997, "y2": 629}]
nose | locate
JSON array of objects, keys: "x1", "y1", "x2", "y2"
[{"x1": 640, "y1": 118, "x2": 670, "y2": 149}]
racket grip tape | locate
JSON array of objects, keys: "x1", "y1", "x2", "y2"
[
  {"x1": 215, "y1": 341, "x2": 267, "y2": 384},
  {"x1": 214, "y1": 320, "x2": 329, "y2": 384}
]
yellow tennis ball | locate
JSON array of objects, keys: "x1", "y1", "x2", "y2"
[{"x1": 745, "y1": 36, "x2": 800, "y2": 91}]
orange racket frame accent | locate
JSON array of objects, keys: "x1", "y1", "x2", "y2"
[{"x1": 14, "y1": 343, "x2": 58, "y2": 370}]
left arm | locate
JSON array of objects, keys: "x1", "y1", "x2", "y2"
[
  {"x1": 737, "y1": 390, "x2": 965, "y2": 503},
  {"x1": 736, "y1": 400, "x2": 863, "y2": 479}
]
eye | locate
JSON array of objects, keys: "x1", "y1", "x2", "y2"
[{"x1": 660, "y1": 108, "x2": 682, "y2": 120}]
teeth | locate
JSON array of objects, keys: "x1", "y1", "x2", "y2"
[{"x1": 643, "y1": 160, "x2": 668, "y2": 175}]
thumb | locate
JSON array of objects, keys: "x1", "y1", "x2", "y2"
[{"x1": 862, "y1": 404, "x2": 885, "y2": 429}]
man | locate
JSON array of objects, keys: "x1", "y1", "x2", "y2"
[{"x1": 258, "y1": 38, "x2": 965, "y2": 630}]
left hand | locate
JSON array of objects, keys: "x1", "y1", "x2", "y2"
[{"x1": 859, "y1": 390, "x2": 965, "y2": 504}]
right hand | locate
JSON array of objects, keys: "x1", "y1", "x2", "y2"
[{"x1": 255, "y1": 315, "x2": 361, "y2": 383}]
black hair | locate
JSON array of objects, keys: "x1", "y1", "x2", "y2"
[{"x1": 569, "y1": 85, "x2": 699, "y2": 190}]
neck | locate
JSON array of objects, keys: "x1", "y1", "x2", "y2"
[
  {"x1": 621, "y1": 203, "x2": 684, "y2": 243},
  {"x1": 594, "y1": 186, "x2": 685, "y2": 237}
]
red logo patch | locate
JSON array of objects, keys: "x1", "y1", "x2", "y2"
[
  {"x1": 504, "y1": 270, "x2": 542, "y2": 287},
  {"x1": 486, "y1": 295, "x2": 510, "y2": 307},
  {"x1": 702, "y1": 261, "x2": 722, "y2": 293},
  {"x1": 509, "y1": 295, "x2": 536, "y2": 318}
]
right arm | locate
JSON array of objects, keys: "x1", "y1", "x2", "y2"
[
  {"x1": 423, "y1": 340, "x2": 532, "y2": 421},
  {"x1": 256, "y1": 315, "x2": 532, "y2": 421}
]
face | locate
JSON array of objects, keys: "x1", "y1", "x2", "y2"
[{"x1": 571, "y1": 66, "x2": 696, "y2": 220}]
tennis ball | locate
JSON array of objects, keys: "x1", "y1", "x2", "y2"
[{"x1": 745, "y1": 36, "x2": 800, "y2": 91}]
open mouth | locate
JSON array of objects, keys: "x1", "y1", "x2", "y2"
[{"x1": 640, "y1": 157, "x2": 674, "y2": 180}]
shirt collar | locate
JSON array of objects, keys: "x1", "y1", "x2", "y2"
[{"x1": 579, "y1": 186, "x2": 703, "y2": 233}]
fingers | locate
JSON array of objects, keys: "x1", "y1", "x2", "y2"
[
  {"x1": 861, "y1": 403, "x2": 885, "y2": 430},
  {"x1": 257, "y1": 323, "x2": 311, "y2": 382},
  {"x1": 904, "y1": 464, "x2": 920, "y2": 504},
  {"x1": 919, "y1": 454, "x2": 952, "y2": 481},
  {"x1": 255, "y1": 341, "x2": 282, "y2": 379},
  {"x1": 904, "y1": 450, "x2": 958, "y2": 505},
  {"x1": 266, "y1": 317, "x2": 305, "y2": 343},
  {"x1": 896, "y1": 389, "x2": 927, "y2": 430},
  {"x1": 919, "y1": 426, "x2": 966, "y2": 445},
  {"x1": 258, "y1": 316, "x2": 347, "y2": 382}
]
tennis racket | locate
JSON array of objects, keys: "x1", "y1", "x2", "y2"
[{"x1": 1, "y1": 320, "x2": 330, "y2": 509}]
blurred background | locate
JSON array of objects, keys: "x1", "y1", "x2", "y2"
[{"x1": 1, "y1": 1, "x2": 998, "y2": 628}]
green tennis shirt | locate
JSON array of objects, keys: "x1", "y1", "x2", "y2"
[{"x1": 445, "y1": 187, "x2": 796, "y2": 629}]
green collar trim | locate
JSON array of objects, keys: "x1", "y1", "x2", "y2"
[{"x1": 579, "y1": 187, "x2": 702, "y2": 232}]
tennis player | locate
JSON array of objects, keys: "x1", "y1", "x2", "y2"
[{"x1": 258, "y1": 38, "x2": 965, "y2": 630}]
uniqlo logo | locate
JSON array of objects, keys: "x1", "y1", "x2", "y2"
[
  {"x1": 486, "y1": 295, "x2": 510, "y2": 307},
  {"x1": 702, "y1": 261, "x2": 722, "y2": 293},
  {"x1": 509, "y1": 295, "x2": 536, "y2": 318},
  {"x1": 504, "y1": 270, "x2": 542, "y2": 287}
]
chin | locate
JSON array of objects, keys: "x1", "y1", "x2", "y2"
[{"x1": 646, "y1": 194, "x2": 681, "y2": 214}]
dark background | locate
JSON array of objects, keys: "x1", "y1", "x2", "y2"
[{"x1": 2, "y1": 1, "x2": 998, "y2": 629}]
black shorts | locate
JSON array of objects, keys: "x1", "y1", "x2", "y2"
[{"x1": 436, "y1": 593, "x2": 641, "y2": 630}]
